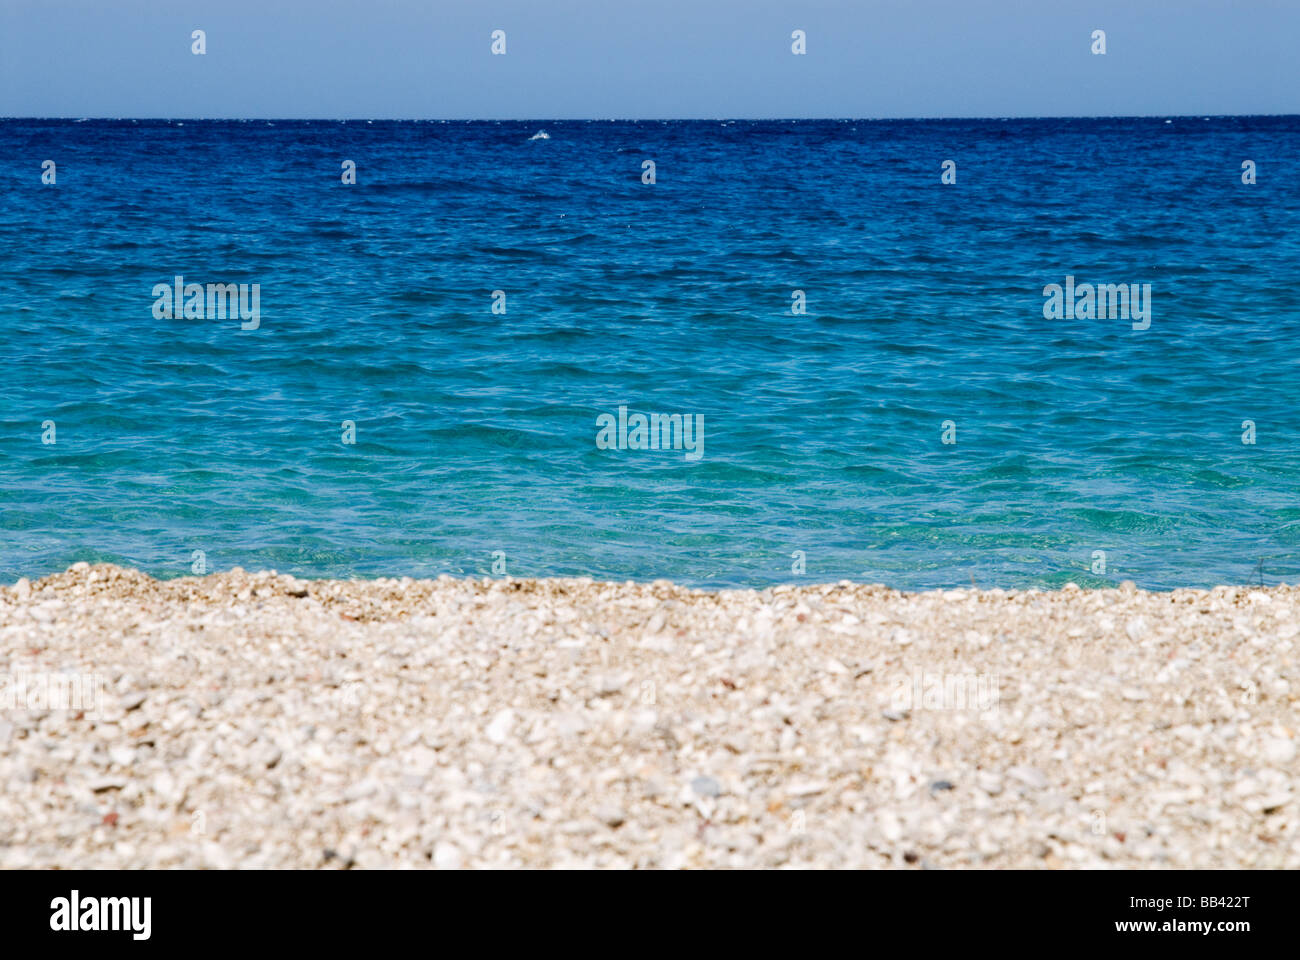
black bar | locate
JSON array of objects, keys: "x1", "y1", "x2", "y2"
[{"x1": 0, "y1": 869, "x2": 1288, "y2": 947}]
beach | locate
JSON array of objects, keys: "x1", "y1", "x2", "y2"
[{"x1": 1, "y1": 563, "x2": 1296, "y2": 869}]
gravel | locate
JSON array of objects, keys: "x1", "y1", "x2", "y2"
[{"x1": 0, "y1": 563, "x2": 1296, "y2": 868}]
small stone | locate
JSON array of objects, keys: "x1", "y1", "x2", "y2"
[
  {"x1": 344, "y1": 779, "x2": 379, "y2": 802},
  {"x1": 1260, "y1": 793, "x2": 1291, "y2": 814},
  {"x1": 1008, "y1": 766, "x2": 1048, "y2": 790},
  {"x1": 485, "y1": 709, "x2": 515, "y2": 745},
  {"x1": 1262, "y1": 737, "x2": 1296, "y2": 764},
  {"x1": 433, "y1": 842, "x2": 463, "y2": 870},
  {"x1": 691, "y1": 776, "x2": 721, "y2": 798},
  {"x1": 121, "y1": 692, "x2": 147, "y2": 711},
  {"x1": 876, "y1": 810, "x2": 902, "y2": 842},
  {"x1": 355, "y1": 849, "x2": 387, "y2": 870},
  {"x1": 202, "y1": 842, "x2": 232, "y2": 869},
  {"x1": 595, "y1": 676, "x2": 623, "y2": 698},
  {"x1": 596, "y1": 806, "x2": 626, "y2": 828}
]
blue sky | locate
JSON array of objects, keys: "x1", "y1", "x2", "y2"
[{"x1": 2, "y1": 0, "x2": 1296, "y2": 119}]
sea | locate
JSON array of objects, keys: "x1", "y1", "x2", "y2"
[{"x1": 2, "y1": 116, "x2": 1299, "y2": 589}]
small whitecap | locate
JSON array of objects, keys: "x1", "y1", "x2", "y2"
[{"x1": 528, "y1": 129, "x2": 550, "y2": 140}]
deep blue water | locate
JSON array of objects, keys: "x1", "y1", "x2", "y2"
[{"x1": 3, "y1": 117, "x2": 1299, "y2": 589}]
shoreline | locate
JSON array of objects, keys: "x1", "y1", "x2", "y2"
[
  {"x1": 2, "y1": 563, "x2": 1297, "y2": 868},
  {"x1": 5, "y1": 562, "x2": 1288, "y2": 598}
]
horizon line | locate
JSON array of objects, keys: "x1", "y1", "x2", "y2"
[{"x1": 3, "y1": 112, "x2": 1298, "y2": 123}]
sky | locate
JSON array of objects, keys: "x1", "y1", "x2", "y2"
[{"x1": 1, "y1": 0, "x2": 1296, "y2": 119}]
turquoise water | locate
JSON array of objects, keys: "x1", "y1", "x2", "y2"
[{"x1": 3, "y1": 117, "x2": 1299, "y2": 589}]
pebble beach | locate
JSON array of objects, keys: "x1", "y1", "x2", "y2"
[{"x1": 1, "y1": 563, "x2": 1297, "y2": 869}]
